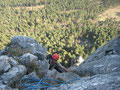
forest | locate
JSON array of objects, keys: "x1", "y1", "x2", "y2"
[{"x1": 0, "y1": 0, "x2": 120, "y2": 67}]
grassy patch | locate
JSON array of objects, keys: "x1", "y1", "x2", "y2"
[
  {"x1": 14, "y1": 5, "x2": 45, "y2": 11},
  {"x1": 98, "y1": 6, "x2": 120, "y2": 21}
]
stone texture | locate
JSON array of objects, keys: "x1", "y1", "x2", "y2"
[
  {"x1": 35, "y1": 60, "x2": 49, "y2": 78},
  {"x1": 73, "y1": 55, "x2": 120, "y2": 76},
  {"x1": 83, "y1": 36, "x2": 120, "y2": 64},
  {"x1": 0, "y1": 56, "x2": 11, "y2": 74},
  {"x1": 6, "y1": 36, "x2": 47, "y2": 60},
  {"x1": 19, "y1": 53, "x2": 38, "y2": 67},
  {"x1": 9, "y1": 57, "x2": 19, "y2": 66},
  {"x1": 1, "y1": 65, "x2": 27, "y2": 86},
  {"x1": 48, "y1": 72, "x2": 120, "y2": 90}
]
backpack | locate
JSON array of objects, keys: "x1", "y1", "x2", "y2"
[{"x1": 47, "y1": 54, "x2": 54, "y2": 70}]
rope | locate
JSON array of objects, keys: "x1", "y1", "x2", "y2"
[{"x1": 20, "y1": 77, "x2": 80, "y2": 90}]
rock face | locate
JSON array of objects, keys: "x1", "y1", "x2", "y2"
[
  {"x1": 73, "y1": 55, "x2": 120, "y2": 76},
  {"x1": 48, "y1": 72, "x2": 120, "y2": 90},
  {"x1": 73, "y1": 36, "x2": 120, "y2": 76},
  {"x1": 48, "y1": 35, "x2": 120, "y2": 90}
]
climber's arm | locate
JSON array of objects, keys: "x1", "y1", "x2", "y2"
[
  {"x1": 56, "y1": 62, "x2": 68, "y2": 72},
  {"x1": 61, "y1": 66, "x2": 68, "y2": 72}
]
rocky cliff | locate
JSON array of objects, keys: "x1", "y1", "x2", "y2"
[
  {"x1": 0, "y1": 35, "x2": 119, "y2": 90},
  {"x1": 48, "y1": 35, "x2": 120, "y2": 90}
]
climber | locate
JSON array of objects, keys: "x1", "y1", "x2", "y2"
[{"x1": 47, "y1": 53, "x2": 68, "y2": 73}]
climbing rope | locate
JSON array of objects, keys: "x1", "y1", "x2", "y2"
[{"x1": 20, "y1": 77, "x2": 80, "y2": 90}]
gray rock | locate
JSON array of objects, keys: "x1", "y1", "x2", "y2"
[
  {"x1": 19, "y1": 53, "x2": 38, "y2": 67},
  {"x1": 0, "y1": 80, "x2": 3, "y2": 85},
  {"x1": 73, "y1": 55, "x2": 120, "y2": 76},
  {"x1": 0, "y1": 84, "x2": 8, "y2": 89},
  {"x1": 35, "y1": 60, "x2": 49, "y2": 78},
  {"x1": 55, "y1": 72, "x2": 80, "y2": 82},
  {"x1": 73, "y1": 36, "x2": 120, "y2": 76},
  {"x1": 6, "y1": 36, "x2": 47, "y2": 60},
  {"x1": 1, "y1": 65, "x2": 27, "y2": 85},
  {"x1": 23, "y1": 71, "x2": 39, "y2": 79},
  {"x1": 9, "y1": 57, "x2": 19, "y2": 66},
  {"x1": 0, "y1": 84, "x2": 18, "y2": 90},
  {"x1": 19, "y1": 53, "x2": 49, "y2": 78},
  {"x1": 68, "y1": 65, "x2": 78, "y2": 72},
  {"x1": 47, "y1": 69, "x2": 58, "y2": 78},
  {"x1": 46, "y1": 70, "x2": 80, "y2": 86},
  {"x1": 0, "y1": 56, "x2": 11, "y2": 74},
  {"x1": 48, "y1": 72, "x2": 120, "y2": 90}
]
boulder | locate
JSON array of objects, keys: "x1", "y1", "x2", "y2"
[
  {"x1": 1, "y1": 65, "x2": 27, "y2": 86},
  {"x1": 19, "y1": 53, "x2": 38, "y2": 67},
  {"x1": 5, "y1": 36, "x2": 47, "y2": 60},
  {"x1": 9, "y1": 57, "x2": 19, "y2": 66},
  {"x1": 19, "y1": 53, "x2": 49, "y2": 78},
  {"x1": 0, "y1": 56, "x2": 11, "y2": 74},
  {"x1": 34, "y1": 60, "x2": 49, "y2": 78}
]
